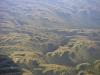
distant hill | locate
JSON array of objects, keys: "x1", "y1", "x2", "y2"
[{"x1": 0, "y1": 0, "x2": 100, "y2": 29}]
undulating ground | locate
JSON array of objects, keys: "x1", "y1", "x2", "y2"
[{"x1": 0, "y1": 0, "x2": 100, "y2": 75}]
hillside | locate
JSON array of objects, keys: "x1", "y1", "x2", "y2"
[
  {"x1": 0, "y1": 28, "x2": 100, "y2": 75},
  {"x1": 0, "y1": 0, "x2": 100, "y2": 75}
]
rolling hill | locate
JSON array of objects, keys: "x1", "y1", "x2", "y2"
[
  {"x1": 0, "y1": 0, "x2": 100, "y2": 29},
  {"x1": 0, "y1": 0, "x2": 100, "y2": 75}
]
